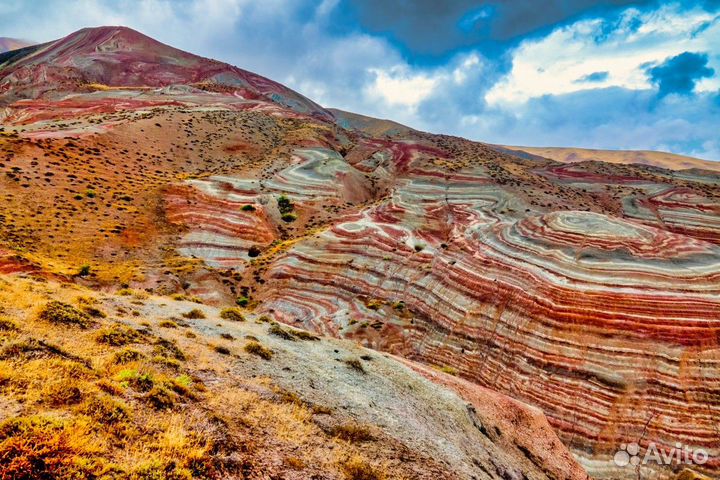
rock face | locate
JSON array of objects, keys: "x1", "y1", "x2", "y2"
[
  {"x1": 173, "y1": 139, "x2": 720, "y2": 479},
  {"x1": 2, "y1": 26, "x2": 720, "y2": 480}
]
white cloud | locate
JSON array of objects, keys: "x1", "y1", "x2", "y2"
[
  {"x1": 486, "y1": 4, "x2": 720, "y2": 105},
  {"x1": 365, "y1": 67, "x2": 439, "y2": 109}
]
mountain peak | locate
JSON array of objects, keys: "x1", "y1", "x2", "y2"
[{"x1": 0, "y1": 26, "x2": 333, "y2": 120}]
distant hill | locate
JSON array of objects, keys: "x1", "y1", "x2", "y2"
[
  {"x1": 504, "y1": 145, "x2": 720, "y2": 172},
  {"x1": 0, "y1": 37, "x2": 34, "y2": 53}
]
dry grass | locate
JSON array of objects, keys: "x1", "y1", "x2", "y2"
[
  {"x1": 0, "y1": 277, "x2": 423, "y2": 479},
  {"x1": 244, "y1": 341, "x2": 273, "y2": 360},
  {"x1": 219, "y1": 308, "x2": 244, "y2": 322},
  {"x1": 340, "y1": 454, "x2": 388, "y2": 480}
]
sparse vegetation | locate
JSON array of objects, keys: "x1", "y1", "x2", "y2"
[
  {"x1": 344, "y1": 358, "x2": 365, "y2": 373},
  {"x1": 39, "y1": 301, "x2": 94, "y2": 328},
  {"x1": 96, "y1": 326, "x2": 141, "y2": 346},
  {"x1": 219, "y1": 308, "x2": 244, "y2": 322},
  {"x1": 331, "y1": 423, "x2": 375, "y2": 443},
  {"x1": 244, "y1": 341, "x2": 273, "y2": 360},
  {"x1": 281, "y1": 212, "x2": 297, "y2": 223},
  {"x1": 277, "y1": 195, "x2": 293, "y2": 214},
  {"x1": 340, "y1": 454, "x2": 387, "y2": 480},
  {"x1": 181, "y1": 309, "x2": 205, "y2": 319}
]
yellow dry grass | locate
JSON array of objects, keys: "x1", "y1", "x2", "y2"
[{"x1": 0, "y1": 276, "x2": 414, "y2": 479}]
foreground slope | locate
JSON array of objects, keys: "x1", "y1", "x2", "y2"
[
  {"x1": 0, "y1": 276, "x2": 586, "y2": 479},
  {"x1": 1, "y1": 26, "x2": 719, "y2": 480}
]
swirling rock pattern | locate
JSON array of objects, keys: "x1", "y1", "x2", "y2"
[
  {"x1": 2, "y1": 26, "x2": 720, "y2": 480},
  {"x1": 172, "y1": 138, "x2": 720, "y2": 479}
]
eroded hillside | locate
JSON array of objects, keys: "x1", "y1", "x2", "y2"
[{"x1": 1, "y1": 26, "x2": 719, "y2": 480}]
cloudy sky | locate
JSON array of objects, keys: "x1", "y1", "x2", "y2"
[{"x1": 1, "y1": 0, "x2": 719, "y2": 160}]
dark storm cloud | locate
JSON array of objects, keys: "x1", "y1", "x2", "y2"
[
  {"x1": 647, "y1": 51, "x2": 716, "y2": 96},
  {"x1": 339, "y1": 0, "x2": 660, "y2": 60}
]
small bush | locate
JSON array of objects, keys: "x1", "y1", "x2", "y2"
[
  {"x1": 292, "y1": 329, "x2": 319, "y2": 341},
  {"x1": 117, "y1": 369, "x2": 154, "y2": 392},
  {"x1": 440, "y1": 365, "x2": 458, "y2": 376},
  {"x1": 244, "y1": 341, "x2": 272, "y2": 360},
  {"x1": 213, "y1": 345, "x2": 231, "y2": 355},
  {"x1": 96, "y1": 327, "x2": 140, "y2": 346},
  {"x1": 112, "y1": 348, "x2": 143, "y2": 364},
  {"x1": 44, "y1": 382, "x2": 83, "y2": 406},
  {"x1": 80, "y1": 395, "x2": 129, "y2": 424},
  {"x1": 144, "y1": 386, "x2": 176, "y2": 410},
  {"x1": 219, "y1": 308, "x2": 244, "y2": 322},
  {"x1": 219, "y1": 333, "x2": 234, "y2": 341},
  {"x1": 132, "y1": 460, "x2": 191, "y2": 480},
  {"x1": 281, "y1": 213, "x2": 297, "y2": 223},
  {"x1": 285, "y1": 456, "x2": 305, "y2": 470},
  {"x1": 344, "y1": 358, "x2": 365, "y2": 373},
  {"x1": 152, "y1": 356, "x2": 181, "y2": 370},
  {"x1": 78, "y1": 264, "x2": 91, "y2": 277},
  {"x1": 268, "y1": 323, "x2": 295, "y2": 341},
  {"x1": 277, "y1": 195, "x2": 293, "y2": 214},
  {"x1": 182, "y1": 309, "x2": 205, "y2": 320},
  {"x1": 39, "y1": 301, "x2": 94, "y2": 328},
  {"x1": 96, "y1": 379, "x2": 124, "y2": 396},
  {"x1": 365, "y1": 299, "x2": 382, "y2": 311},
  {"x1": 340, "y1": 455, "x2": 386, "y2": 480},
  {"x1": 0, "y1": 318, "x2": 18, "y2": 331},
  {"x1": 241, "y1": 204, "x2": 256, "y2": 212},
  {"x1": 248, "y1": 245, "x2": 261, "y2": 257},
  {"x1": 331, "y1": 424, "x2": 374, "y2": 443},
  {"x1": 158, "y1": 320, "x2": 178, "y2": 328},
  {"x1": 235, "y1": 297, "x2": 249, "y2": 307},
  {"x1": 153, "y1": 339, "x2": 186, "y2": 361},
  {"x1": 82, "y1": 306, "x2": 107, "y2": 318}
]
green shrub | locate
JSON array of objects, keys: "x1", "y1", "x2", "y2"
[{"x1": 277, "y1": 195, "x2": 294, "y2": 214}]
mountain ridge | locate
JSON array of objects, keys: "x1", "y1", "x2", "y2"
[{"x1": 0, "y1": 25, "x2": 718, "y2": 480}]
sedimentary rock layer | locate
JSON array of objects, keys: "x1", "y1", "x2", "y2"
[{"x1": 169, "y1": 136, "x2": 720, "y2": 479}]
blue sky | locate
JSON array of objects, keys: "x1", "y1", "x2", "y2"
[{"x1": 1, "y1": 0, "x2": 719, "y2": 160}]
